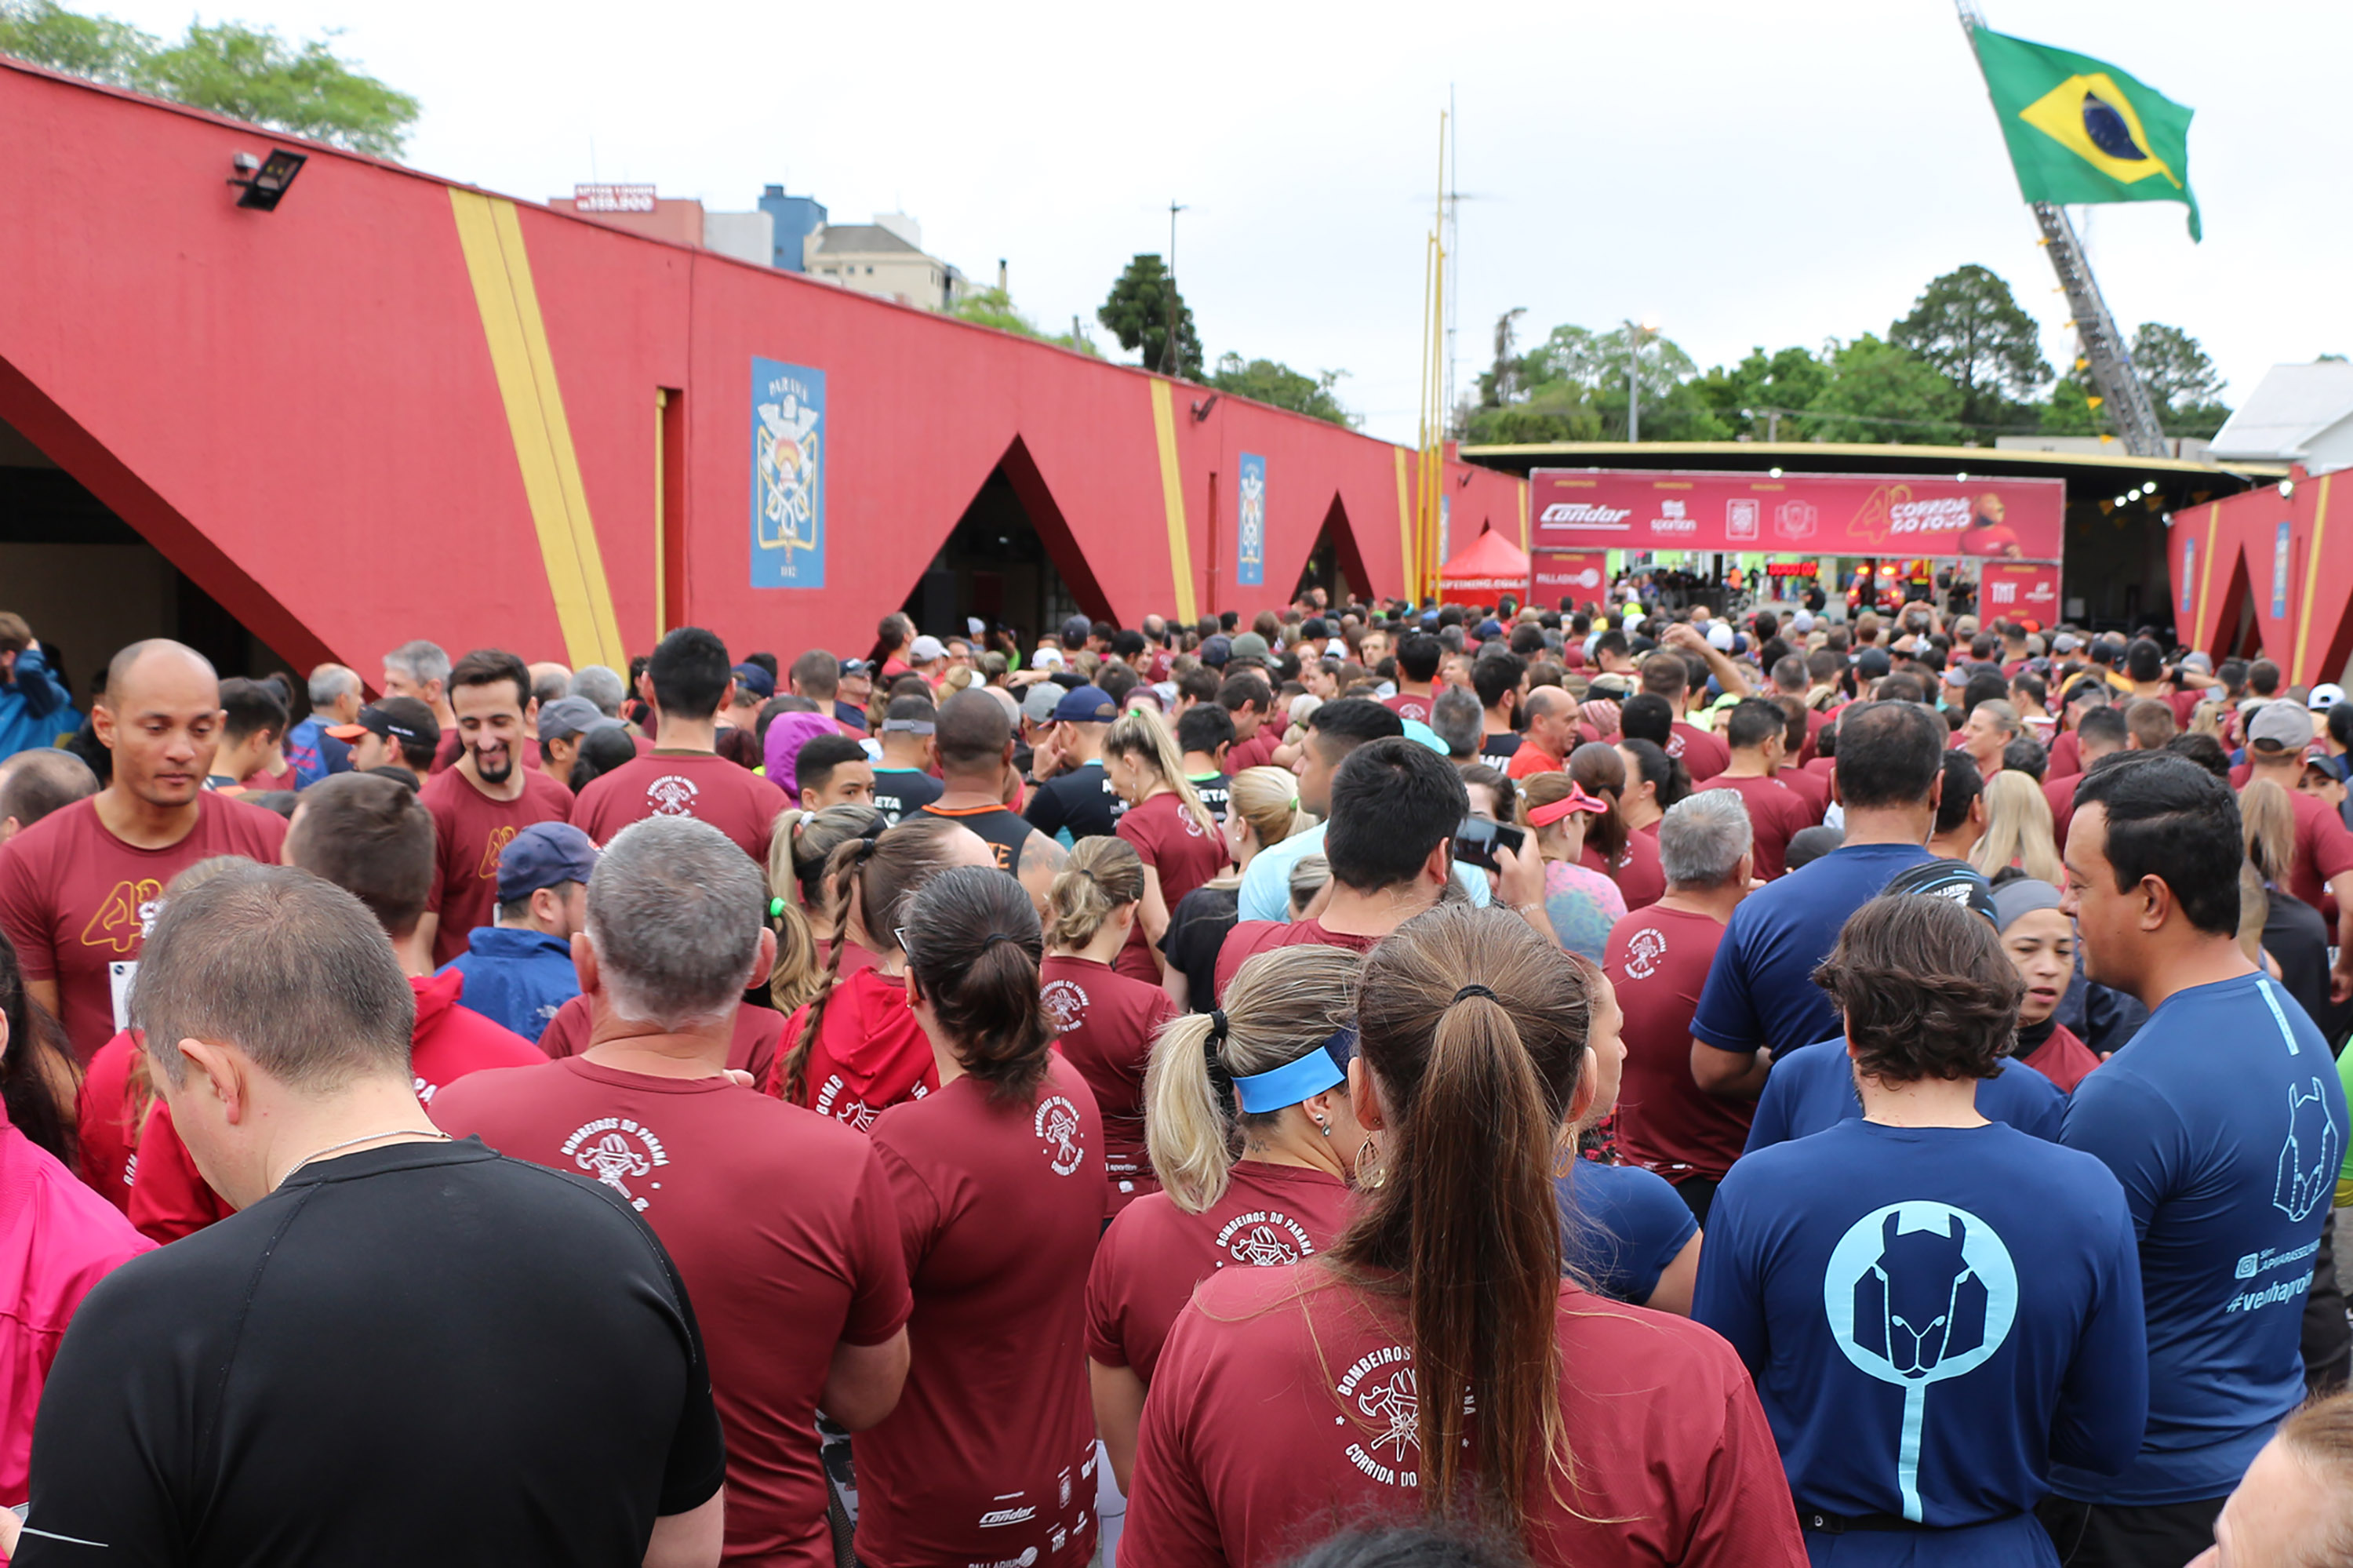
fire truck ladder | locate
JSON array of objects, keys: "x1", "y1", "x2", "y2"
[{"x1": 1956, "y1": 1, "x2": 2169, "y2": 459}]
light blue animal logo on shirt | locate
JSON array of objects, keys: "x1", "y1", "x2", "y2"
[
  {"x1": 2275, "y1": 1077, "x2": 2340, "y2": 1224},
  {"x1": 1824, "y1": 1202, "x2": 2019, "y2": 1522}
]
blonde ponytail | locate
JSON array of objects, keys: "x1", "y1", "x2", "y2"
[
  {"x1": 1144, "y1": 944, "x2": 1362, "y2": 1212},
  {"x1": 1107, "y1": 708, "x2": 1215, "y2": 839},
  {"x1": 1046, "y1": 835, "x2": 1145, "y2": 952}
]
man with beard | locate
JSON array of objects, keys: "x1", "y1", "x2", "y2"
[{"x1": 417, "y1": 649, "x2": 574, "y2": 966}]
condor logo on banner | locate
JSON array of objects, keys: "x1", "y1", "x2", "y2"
[{"x1": 1532, "y1": 470, "x2": 2064, "y2": 562}]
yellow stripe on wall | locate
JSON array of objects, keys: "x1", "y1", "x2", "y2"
[
  {"x1": 449, "y1": 189, "x2": 626, "y2": 670},
  {"x1": 2294, "y1": 474, "x2": 2335, "y2": 680},
  {"x1": 1147, "y1": 380, "x2": 1198, "y2": 624},
  {"x1": 2194, "y1": 508, "x2": 2218, "y2": 647},
  {"x1": 1395, "y1": 448, "x2": 1414, "y2": 597}
]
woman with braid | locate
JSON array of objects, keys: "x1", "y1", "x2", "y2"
[
  {"x1": 764, "y1": 815, "x2": 991, "y2": 1130},
  {"x1": 763, "y1": 802, "x2": 887, "y2": 1012},
  {"x1": 1120, "y1": 903, "x2": 1804, "y2": 1566},
  {"x1": 1086, "y1": 944, "x2": 1368, "y2": 1491},
  {"x1": 1040, "y1": 836, "x2": 1179, "y2": 1217}
]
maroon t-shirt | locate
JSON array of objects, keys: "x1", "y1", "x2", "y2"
[
  {"x1": 1604, "y1": 906, "x2": 1751, "y2": 1183},
  {"x1": 432, "y1": 1057, "x2": 911, "y2": 1568},
  {"x1": 1668, "y1": 721, "x2": 1730, "y2": 784},
  {"x1": 1117, "y1": 792, "x2": 1227, "y2": 982},
  {"x1": 573, "y1": 751, "x2": 791, "y2": 867},
  {"x1": 1039, "y1": 954, "x2": 1178, "y2": 1213},
  {"x1": 1122, "y1": 1269, "x2": 1807, "y2": 1568},
  {"x1": 126, "y1": 970, "x2": 539, "y2": 1243},
  {"x1": 1225, "y1": 730, "x2": 1282, "y2": 773},
  {"x1": 1086, "y1": 1161, "x2": 1352, "y2": 1382},
  {"x1": 539, "y1": 993, "x2": 784, "y2": 1089},
  {"x1": 1580, "y1": 829, "x2": 1665, "y2": 912},
  {"x1": 1705, "y1": 773, "x2": 1813, "y2": 880},
  {"x1": 419, "y1": 766, "x2": 575, "y2": 967},
  {"x1": 859, "y1": 1057, "x2": 1105, "y2": 1568},
  {"x1": 1776, "y1": 762, "x2": 1830, "y2": 822},
  {"x1": 2275, "y1": 784, "x2": 2353, "y2": 915},
  {"x1": 2018, "y1": 1021, "x2": 2104, "y2": 1096},
  {"x1": 1380, "y1": 692, "x2": 1433, "y2": 726},
  {"x1": 0, "y1": 794, "x2": 286, "y2": 1062},
  {"x1": 2048, "y1": 729, "x2": 2082, "y2": 780},
  {"x1": 1213, "y1": 919, "x2": 1382, "y2": 1004},
  {"x1": 2044, "y1": 771, "x2": 2083, "y2": 847}
]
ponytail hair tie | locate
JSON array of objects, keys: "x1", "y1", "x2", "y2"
[
  {"x1": 1452, "y1": 983, "x2": 1498, "y2": 1005},
  {"x1": 982, "y1": 931, "x2": 1022, "y2": 949},
  {"x1": 1207, "y1": 1008, "x2": 1230, "y2": 1043}
]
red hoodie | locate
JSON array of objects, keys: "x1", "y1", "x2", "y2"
[
  {"x1": 766, "y1": 965, "x2": 936, "y2": 1133},
  {"x1": 75, "y1": 1030, "x2": 145, "y2": 1216},
  {"x1": 125, "y1": 972, "x2": 541, "y2": 1243}
]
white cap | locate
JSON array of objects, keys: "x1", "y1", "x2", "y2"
[
  {"x1": 909, "y1": 635, "x2": 947, "y2": 662},
  {"x1": 1031, "y1": 646, "x2": 1066, "y2": 669},
  {"x1": 1706, "y1": 621, "x2": 1734, "y2": 651},
  {"x1": 1791, "y1": 610, "x2": 1816, "y2": 631},
  {"x1": 2311, "y1": 682, "x2": 2346, "y2": 711}
]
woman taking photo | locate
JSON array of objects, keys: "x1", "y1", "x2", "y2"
[
  {"x1": 1120, "y1": 904, "x2": 1805, "y2": 1566},
  {"x1": 859, "y1": 868, "x2": 1105, "y2": 1568},
  {"x1": 1160, "y1": 767, "x2": 1312, "y2": 1011},
  {"x1": 769, "y1": 816, "x2": 990, "y2": 1130},
  {"x1": 1042, "y1": 838, "x2": 1179, "y2": 1216},
  {"x1": 765, "y1": 803, "x2": 889, "y2": 1011},
  {"x1": 1521, "y1": 773, "x2": 1627, "y2": 962},
  {"x1": 1089, "y1": 944, "x2": 1369, "y2": 1488},
  {"x1": 1105, "y1": 710, "x2": 1226, "y2": 984}
]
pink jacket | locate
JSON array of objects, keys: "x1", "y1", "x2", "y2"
[{"x1": 1, "y1": 1107, "x2": 151, "y2": 1504}]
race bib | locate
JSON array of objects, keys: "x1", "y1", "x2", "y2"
[{"x1": 109, "y1": 960, "x2": 139, "y2": 1030}]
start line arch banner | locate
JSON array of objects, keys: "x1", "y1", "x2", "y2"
[{"x1": 1531, "y1": 469, "x2": 2064, "y2": 564}]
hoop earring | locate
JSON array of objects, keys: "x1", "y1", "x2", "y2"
[{"x1": 1355, "y1": 1135, "x2": 1387, "y2": 1189}]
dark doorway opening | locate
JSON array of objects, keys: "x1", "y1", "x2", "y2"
[
  {"x1": 1290, "y1": 497, "x2": 1372, "y2": 606},
  {"x1": 0, "y1": 416, "x2": 295, "y2": 709},
  {"x1": 900, "y1": 442, "x2": 1107, "y2": 649}
]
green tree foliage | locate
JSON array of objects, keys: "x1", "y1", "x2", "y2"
[
  {"x1": 943, "y1": 288, "x2": 1098, "y2": 355},
  {"x1": 1804, "y1": 334, "x2": 1965, "y2": 445},
  {"x1": 2129, "y1": 322, "x2": 2230, "y2": 436},
  {"x1": 2039, "y1": 374, "x2": 2110, "y2": 436},
  {"x1": 1097, "y1": 254, "x2": 1202, "y2": 378},
  {"x1": 0, "y1": 0, "x2": 418, "y2": 155},
  {"x1": 1692, "y1": 346, "x2": 1831, "y2": 439},
  {"x1": 1206, "y1": 354, "x2": 1355, "y2": 427},
  {"x1": 1467, "y1": 322, "x2": 1724, "y2": 442},
  {"x1": 1889, "y1": 264, "x2": 2051, "y2": 438}
]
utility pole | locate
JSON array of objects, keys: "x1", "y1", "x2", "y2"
[
  {"x1": 1161, "y1": 201, "x2": 1187, "y2": 377},
  {"x1": 1954, "y1": 0, "x2": 2166, "y2": 457},
  {"x1": 1626, "y1": 321, "x2": 1640, "y2": 444}
]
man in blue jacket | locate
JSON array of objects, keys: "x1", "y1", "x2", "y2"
[
  {"x1": 0, "y1": 615, "x2": 71, "y2": 760},
  {"x1": 439, "y1": 821, "x2": 597, "y2": 1044}
]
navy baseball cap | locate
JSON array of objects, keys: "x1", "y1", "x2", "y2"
[
  {"x1": 732, "y1": 663, "x2": 775, "y2": 699},
  {"x1": 1051, "y1": 685, "x2": 1118, "y2": 724},
  {"x1": 497, "y1": 821, "x2": 599, "y2": 904},
  {"x1": 1882, "y1": 859, "x2": 1998, "y2": 928}
]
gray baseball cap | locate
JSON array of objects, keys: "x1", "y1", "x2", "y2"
[
  {"x1": 538, "y1": 695, "x2": 616, "y2": 742},
  {"x1": 2249, "y1": 700, "x2": 2315, "y2": 752}
]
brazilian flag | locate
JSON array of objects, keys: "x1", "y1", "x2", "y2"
[{"x1": 1971, "y1": 26, "x2": 2201, "y2": 241}]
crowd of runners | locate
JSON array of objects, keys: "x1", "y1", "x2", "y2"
[{"x1": 2, "y1": 592, "x2": 2351, "y2": 1567}]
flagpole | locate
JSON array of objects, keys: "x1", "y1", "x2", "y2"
[{"x1": 1955, "y1": 2, "x2": 2169, "y2": 458}]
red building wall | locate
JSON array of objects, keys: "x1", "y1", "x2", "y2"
[
  {"x1": 2171, "y1": 467, "x2": 2353, "y2": 685},
  {"x1": 0, "y1": 61, "x2": 1526, "y2": 677}
]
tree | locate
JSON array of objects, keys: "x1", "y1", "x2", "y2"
[
  {"x1": 1207, "y1": 354, "x2": 1355, "y2": 427},
  {"x1": 1097, "y1": 254, "x2": 1202, "y2": 379},
  {"x1": 2039, "y1": 374, "x2": 2110, "y2": 437},
  {"x1": 0, "y1": 1, "x2": 419, "y2": 155},
  {"x1": 1889, "y1": 265, "x2": 2051, "y2": 438},
  {"x1": 2129, "y1": 322, "x2": 2230, "y2": 436},
  {"x1": 1803, "y1": 334, "x2": 1965, "y2": 444},
  {"x1": 1692, "y1": 346, "x2": 1831, "y2": 439},
  {"x1": 1463, "y1": 382, "x2": 1602, "y2": 444}
]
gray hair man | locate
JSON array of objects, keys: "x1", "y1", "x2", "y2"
[
  {"x1": 1603, "y1": 787, "x2": 1755, "y2": 1228},
  {"x1": 0, "y1": 748, "x2": 96, "y2": 842},
  {"x1": 1428, "y1": 686, "x2": 1482, "y2": 761},
  {"x1": 2, "y1": 859, "x2": 726, "y2": 1566},
  {"x1": 569, "y1": 665, "x2": 627, "y2": 719},
  {"x1": 381, "y1": 639, "x2": 455, "y2": 734},
  {"x1": 431, "y1": 817, "x2": 912, "y2": 1563},
  {"x1": 287, "y1": 663, "x2": 363, "y2": 788}
]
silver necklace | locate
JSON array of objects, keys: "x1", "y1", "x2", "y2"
[{"x1": 282, "y1": 1130, "x2": 449, "y2": 1183}]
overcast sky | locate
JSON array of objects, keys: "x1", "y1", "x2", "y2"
[{"x1": 100, "y1": 0, "x2": 2353, "y2": 444}]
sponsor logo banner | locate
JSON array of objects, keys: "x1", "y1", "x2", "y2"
[{"x1": 1532, "y1": 469, "x2": 2064, "y2": 562}]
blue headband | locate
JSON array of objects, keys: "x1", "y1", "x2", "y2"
[{"x1": 1231, "y1": 1027, "x2": 1356, "y2": 1114}]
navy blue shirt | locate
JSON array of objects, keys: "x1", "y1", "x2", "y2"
[
  {"x1": 1558, "y1": 1159, "x2": 1697, "y2": 1307},
  {"x1": 1697, "y1": 1121, "x2": 2146, "y2": 1552},
  {"x1": 1744, "y1": 1039, "x2": 2065, "y2": 1155},
  {"x1": 1023, "y1": 760, "x2": 1125, "y2": 845},
  {"x1": 441, "y1": 928, "x2": 581, "y2": 1045},
  {"x1": 282, "y1": 715, "x2": 353, "y2": 790},
  {"x1": 1693, "y1": 842, "x2": 1936, "y2": 1060},
  {"x1": 2052, "y1": 970, "x2": 2349, "y2": 1506}
]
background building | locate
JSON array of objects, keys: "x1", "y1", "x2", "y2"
[{"x1": 804, "y1": 213, "x2": 966, "y2": 309}]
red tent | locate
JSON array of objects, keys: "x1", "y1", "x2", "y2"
[{"x1": 1437, "y1": 528, "x2": 1531, "y2": 606}]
